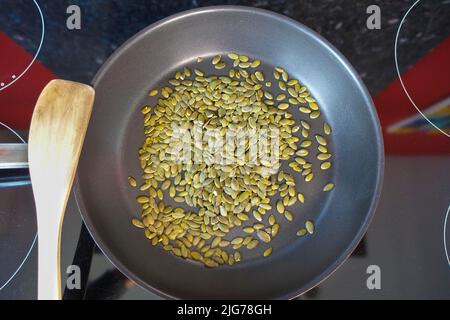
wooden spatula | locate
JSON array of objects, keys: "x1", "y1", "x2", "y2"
[{"x1": 28, "y1": 80, "x2": 95, "y2": 300}]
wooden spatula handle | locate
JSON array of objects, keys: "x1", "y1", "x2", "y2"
[{"x1": 28, "y1": 80, "x2": 95, "y2": 300}]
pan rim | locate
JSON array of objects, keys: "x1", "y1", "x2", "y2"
[{"x1": 74, "y1": 5, "x2": 385, "y2": 300}]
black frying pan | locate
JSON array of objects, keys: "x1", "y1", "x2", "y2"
[
  {"x1": 3, "y1": 6, "x2": 384, "y2": 299},
  {"x1": 74, "y1": 6, "x2": 383, "y2": 299}
]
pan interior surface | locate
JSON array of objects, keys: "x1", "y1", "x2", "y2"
[{"x1": 75, "y1": 7, "x2": 383, "y2": 299}]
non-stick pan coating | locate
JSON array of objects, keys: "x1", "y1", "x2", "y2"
[{"x1": 74, "y1": 6, "x2": 383, "y2": 299}]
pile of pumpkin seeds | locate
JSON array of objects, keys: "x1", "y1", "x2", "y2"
[{"x1": 129, "y1": 53, "x2": 334, "y2": 267}]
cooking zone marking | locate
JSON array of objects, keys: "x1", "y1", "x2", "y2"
[
  {"x1": 394, "y1": 0, "x2": 450, "y2": 138},
  {"x1": 0, "y1": 121, "x2": 37, "y2": 291},
  {"x1": 0, "y1": 0, "x2": 45, "y2": 92}
]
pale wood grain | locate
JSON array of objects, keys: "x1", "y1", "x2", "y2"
[{"x1": 28, "y1": 80, "x2": 95, "y2": 300}]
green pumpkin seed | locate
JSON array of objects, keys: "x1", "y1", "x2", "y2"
[
  {"x1": 215, "y1": 62, "x2": 226, "y2": 70},
  {"x1": 268, "y1": 215, "x2": 276, "y2": 226},
  {"x1": 136, "y1": 196, "x2": 149, "y2": 204},
  {"x1": 251, "y1": 60, "x2": 261, "y2": 68},
  {"x1": 128, "y1": 176, "x2": 137, "y2": 187},
  {"x1": 315, "y1": 135, "x2": 327, "y2": 146},
  {"x1": 247, "y1": 239, "x2": 259, "y2": 250},
  {"x1": 263, "y1": 247, "x2": 273, "y2": 257},
  {"x1": 257, "y1": 230, "x2": 271, "y2": 243},
  {"x1": 324, "y1": 122, "x2": 332, "y2": 135},
  {"x1": 212, "y1": 55, "x2": 221, "y2": 65},
  {"x1": 284, "y1": 211, "x2": 293, "y2": 221},
  {"x1": 321, "y1": 162, "x2": 331, "y2": 170},
  {"x1": 305, "y1": 173, "x2": 314, "y2": 182},
  {"x1": 310, "y1": 111, "x2": 320, "y2": 119},
  {"x1": 131, "y1": 218, "x2": 144, "y2": 228},
  {"x1": 271, "y1": 224, "x2": 279, "y2": 237},
  {"x1": 305, "y1": 220, "x2": 315, "y2": 234},
  {"x1": 276, "y1": 201, "x2": 285, "y2": 214},
  {"x1": 243, "y1": 227, "x2": 255, "y2": 234}
]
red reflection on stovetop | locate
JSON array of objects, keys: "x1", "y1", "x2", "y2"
[{"x1": 0, "y1": 32, "x2": 55, "y2": 130}]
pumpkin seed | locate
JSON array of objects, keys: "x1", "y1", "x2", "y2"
[
  {"x1": 318, "y1": 145, "x2": 328, "y2": 153},
  {"x1": 141, "y1": 106, "x2": 151, "y2": 114},
  {"x1": 317, "y1": 153, "x2": 331, "y2": 161},
  {"x1": 305, "y1": 173, "x2": 314, "y2": 182},
  {"x1": 268, "y1": 215, "x2": 276, "y2": 226},
  {"x1": 136, "y1": 196, "x2": 149, "y2": 204},
  {"x1": 243, "y1": 226, "x2": 255, "y2": 234},
  {"x1": 301, "y1": 128, "x2": 309, "y2": 138},
  {"x1": 215, "y1": 62, "x2": 226, "y2": 70},
  {"x1": 284, "y1": 210, "x2": 293, "y2": 221},
  {"x1": 305, "y1": 220, "x2": 315, "y2": 234},
  {"x1": 309, "y1": 102, "x2": 319, "y2": 110},
  {"x1": 300, "y1": 140, "x2": 312, "y2": 148},
  {"x1": 238, "y1": 55, "x2": 249, "y2": 62},
  {"x1": 257, "y1": 230, "x2": 271, "y2": 243},
  {"x1": 253, "y1": 211, "x2": 263, "y2": 222},
  {"x1": 276, "y1": 94, "x2": 286, "y2": 101},
  {"x1": 321, "y1": 162, "x2": 331, "y2": 170},
  {"x1": 131, "y1": 218, "x2": 144, "y2": 228},
  {"x1": 128, "y1": 176, "x2": 137, "y2": 187},
  {"x1": 263, "y1": 247, "x2": 273, "y2": 257},
  {"x1": 247, "y1": 239, "x2": 259, "y2": 250},
  {"x1": 299, "y1": 107, "x2": 311, "y2": 114},
  {"x1": 271, "y1": 223, "x2": 279, "y2": 237},
  {"x1": 315, "y1": 135, "x2": 327, "y2": 146},
  {"x1": 324, "y1": 122, "x2": 332, "y2": 135},
  {"x1": 310, "y1": 111, "x2": 320, "y2": 119},
  {"x1": 246, "y1": 57, "x2": 258, "y2": 67},
  {"x1": 323, "y1": 183, "x2": 335, "y2": 192},
  {"x1": 231, "y1": 237, "x2": 243, "y2": 245},
  {"x1": 212, "y1": 55, "x2": 221, "y2": 65},
  {"x1": 276, "y1": 201, "x2": 285, "y2": 214},
  {"x1": 278, "y1": 103, "x2": 289, "y2": 110},
  {"x1": 161, "y1": 180, "x2": 171, "y2": 190}
]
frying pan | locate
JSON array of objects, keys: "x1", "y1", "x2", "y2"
[{"x1": 2, "y1": 6, "x2": 384, "y2": 299}]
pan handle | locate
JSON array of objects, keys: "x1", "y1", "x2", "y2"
[{"x1": 0, "y1": 143, "x2": 31, "y2": 187}]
